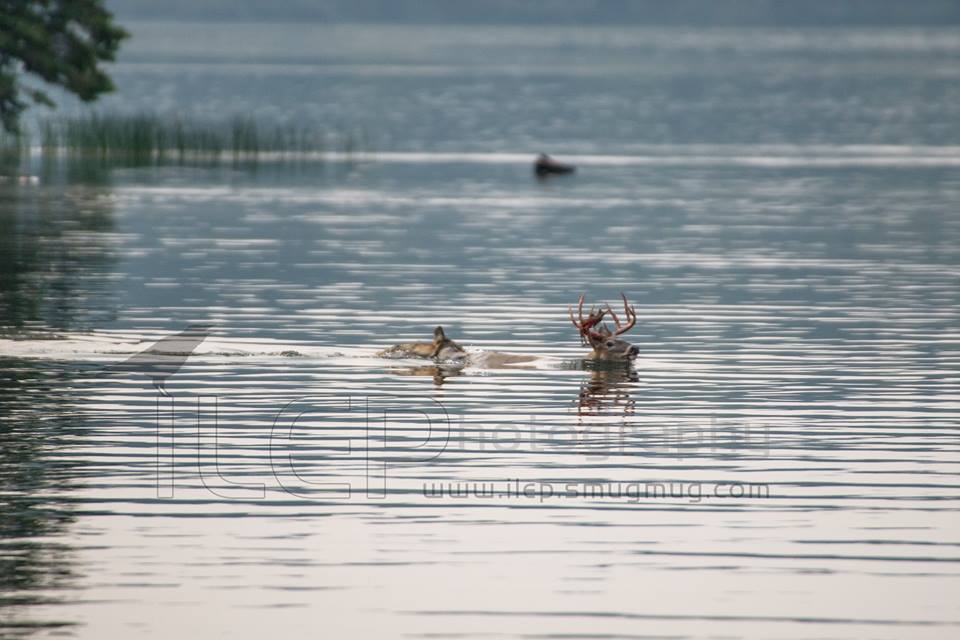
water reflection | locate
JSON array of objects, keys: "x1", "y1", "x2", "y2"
[
  {"x1": 0, "y1": 180, "x2": 118, "y2": 331},
  {"x1": 0, "y1": 161, "x2": 120, "y2": 637},
  {"x1": 0, "y1": 360, "x2": 84, "y2": 637},
  {"x1": 576, "y1": 361, "x2": 639, "y2": 418},
  {"x1": 387, "y1": 363, "x2": 464, "y2": 386},
  {"x1": 0, "y1": 152, "x2": 957, "y2": 639}
]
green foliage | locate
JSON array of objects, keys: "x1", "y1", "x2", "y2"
[{"x1": 0, "y1": 0, "x2": 128, "y2": 133}]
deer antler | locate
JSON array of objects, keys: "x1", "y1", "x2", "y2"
[
  {"x1": 569, "y1": 294, "x2": 607, "y2": 343},
  {"x1": 604, "y1": 292, "x2": 637, "y2": 336}
]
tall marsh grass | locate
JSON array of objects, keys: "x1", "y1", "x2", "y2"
[
  {"x1": 0, "y1": 128, "x2": 29, "y2": 174},
  {"x1": 2, "y1": 112, "x2": 366, "y2": 169}
]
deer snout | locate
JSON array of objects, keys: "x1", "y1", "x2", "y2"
[{"x1": 627, "y1": 345, "x2": 639, "y2": 358}]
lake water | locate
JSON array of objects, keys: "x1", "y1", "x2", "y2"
[{"x1": 1, "y1": 22, "x2": 959, "y2": 639}]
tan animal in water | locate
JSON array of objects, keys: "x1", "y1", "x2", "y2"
[
  {"x1": 378, "y1": 294, "x2": 639, "y2": 366},
  {"x1": 377, "y1": 326, "x2": 467, "y2": 361},
  {"x1": 378, "y1": 324, "x2": 532, "y2": 366},
  {"x1": 568, "y1": 293, "x2": 640, "y2": 360}
]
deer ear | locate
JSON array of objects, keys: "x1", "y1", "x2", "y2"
[{"x1": 433, "y1": 326, "x2": 446, "y2": 341}]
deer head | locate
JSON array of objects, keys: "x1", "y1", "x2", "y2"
[
  {"x1": 377, "y1": 325, "x2": 466, "y2": 361},
  {"x1": 431, "y1": 326, "x2": 467, "y2": 361},
  {"x1": 569, "y1": 293, "x2": 639, "y2": 360}
]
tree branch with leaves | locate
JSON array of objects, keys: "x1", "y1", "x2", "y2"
[{"x1": 0, "y1": 0, "x2": 127, "y2": 133}]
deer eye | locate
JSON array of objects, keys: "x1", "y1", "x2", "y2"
[{"x1": 605, "y1": 341, "x2": 615, "y2": 348}]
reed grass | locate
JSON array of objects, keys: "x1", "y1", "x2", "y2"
[
  {"x1": 0, "y1": 128, "x2": 29, "y2": 174},
  {"x1": 5, "y1": 112, "x2": 364, "y2": 167}
]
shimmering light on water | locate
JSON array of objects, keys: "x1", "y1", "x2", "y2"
[{"x1": 2, "y1": 21, "x2": 959, "y2": 640}]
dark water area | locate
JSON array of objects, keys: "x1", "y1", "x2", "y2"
[{"x1": 1, "y1": 22, "x2": 959, "y2": 640}]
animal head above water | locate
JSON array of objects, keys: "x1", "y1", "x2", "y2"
[
  {"x1": 378, "y1": 325, "x2": 466, "y2": 361},
  {"x1": 568, "y1": 293, "x2": 639, "y2": 361},
  {"x1": 431, "y1": 326, "x2": 467, "y2": 361}
]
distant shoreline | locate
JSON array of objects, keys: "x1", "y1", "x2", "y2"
[{"x1": 106, "y1": 0, "x2": 960, "y2": 27}]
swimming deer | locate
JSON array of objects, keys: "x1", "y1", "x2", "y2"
[
  {"x1": 378, "y1": 293, "x2": 639, "y2": 366},
  {"x1": 377, "y1": 326, "x2": 467, "y2": 361},
  {"x1": 568, "y1": 293, "x2": 640, "y2": 360}
]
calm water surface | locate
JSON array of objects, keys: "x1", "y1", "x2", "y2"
[{"x1": 1, "y1": 23, "x2": 959, "y2": 639}]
